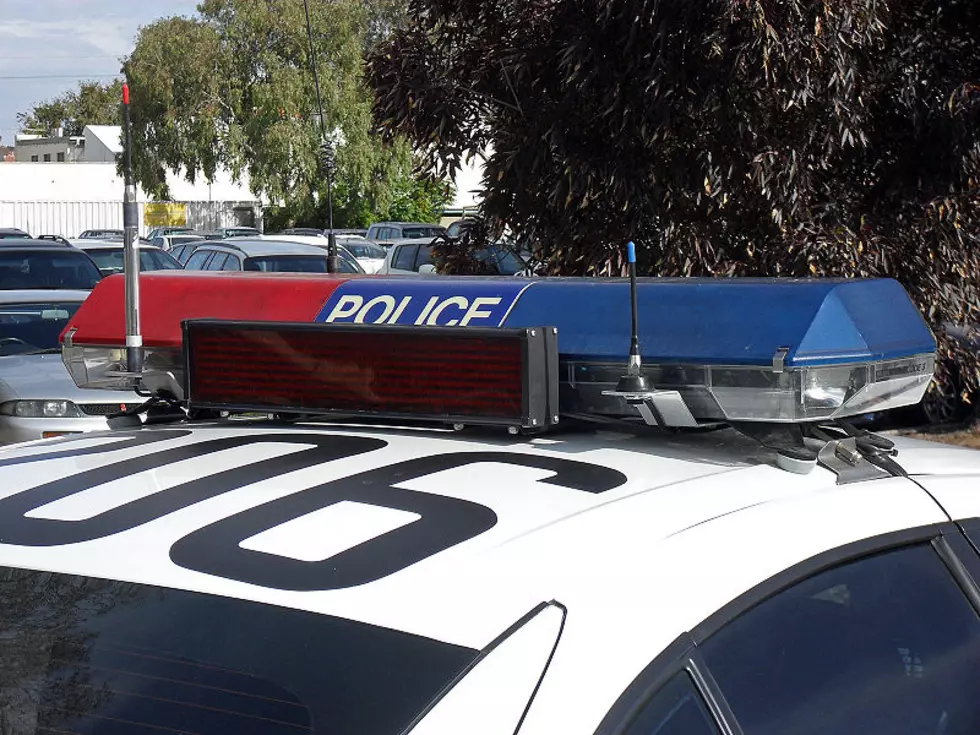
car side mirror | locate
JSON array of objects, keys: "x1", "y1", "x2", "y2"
[{"x1": 417, "y1": 263, "x2": 438, "y2": 275}]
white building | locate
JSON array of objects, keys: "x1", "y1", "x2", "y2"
[
  {"x1": 1, "y1": 126, "x2": 262, "y2": 237},
  {"x1": 13, "y1": 129, "x2": 85, "y2": 163}
]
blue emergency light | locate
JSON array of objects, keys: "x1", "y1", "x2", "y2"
[{"x1": 315, "y1": 276, "x2": 935, "y2": 425}]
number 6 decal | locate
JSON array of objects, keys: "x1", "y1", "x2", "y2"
[{"x1": 170, "y1": 453, "x2": 627, "y2": 590}]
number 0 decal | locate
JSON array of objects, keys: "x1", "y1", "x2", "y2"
[
  {"x1": 0, "y1": 435, "x2": 386, "y2": 547},
  {"x1": 170, "y1": 453, "x2": 627, "y2": 591}
]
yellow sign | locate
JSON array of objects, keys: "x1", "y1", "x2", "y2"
[{"x1": 143, "y1": 202, "x2": 187, "y2": 227}]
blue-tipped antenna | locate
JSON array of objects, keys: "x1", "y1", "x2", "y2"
[{"x1": 615, "y1": 241, "x2": 649, "y2": 393}]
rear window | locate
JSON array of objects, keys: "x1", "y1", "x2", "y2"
[
  {"x1": 0, "y1": 250, "x2": 102, "y2": 289},
  {"x1": 84, "y1": 248, "x2": 182, "y2": 274},
  {"x1": 0, "y1": 567, "x2": 476, "y2": 735},
  {"x1": 244, "y1": 256, "x2": 329, "y2": 273},
  {"x1": 401, "y1": 227, "x2": 444, "y2": 239}
]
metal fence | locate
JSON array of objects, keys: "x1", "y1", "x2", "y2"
[{"x1": 1, "y1": 200, "x2": 262, "y2": 238}]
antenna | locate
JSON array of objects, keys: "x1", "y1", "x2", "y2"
[
  {"x1": 303, "y1": 0, "x2": 340, "y2": 274},
  {"x1": 121, "y1": 82, "x2": 143, "y2": 375},
  {"x1": 615, "y1": 241, "x2": 648, "y2": 393}
]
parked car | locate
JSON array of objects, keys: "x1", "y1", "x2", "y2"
[
  {"x1": 0, "y1": 290, "x2": 142, "y2": 444},
  {"x1": 169, "y1": 240, "x2": 211, "y2": 265},
  {"x1": 182, "y1": 239, "x2": 364, "y2": 274},
  {"x1": 150, "y1": 233, "x2": 206, "y2": 252},
  {"x1": 147, "y1": 226, "x2": 196, "y2": 240},
  {"x1": 275, "y1": 227, "x2": 326, "y2": 237},
  {"x1": 0, "y1": 241, "x2": 103, "y2": 290},
  {"x1": 340, "y1": 239, "x2": 387, "y2": 274},
  {"x1": 71, "y1": 240, "x2": 183, "y2": 277},
  {"x1": 267, "y1": 234, "x2": 379, "y2": 273},
  {"x1": 35, "y1": 235, "x2": 73, "y2": 246},
  {"x1": 78, "y1": 228, "x2": 124, "y2": 240},
  {"x1": 0, "y1": 228, "x2": 31, "y2": 240},
  {"x1": 203, "y1": 226, "x2": 262, "y2": 240},
  {"x1": 380, "y1": 239, "x2": 531, "y2": 276},
  {"x1": 365, "y1": 222, "x2": 447, "y2": 249}
]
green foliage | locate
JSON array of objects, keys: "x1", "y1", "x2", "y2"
[
  {"x1": 123, "y1": 0, "x2": 449, "y2": 219},
  {"x1": 17, "y1": 80, "x2": 123, "y2": 136},
  {"x1": 368, "y1": 0, "x2": 980, "y2": 405}
]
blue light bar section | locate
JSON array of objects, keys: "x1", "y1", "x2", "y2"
[
  {"x1": 315, "y1": 277, "x2": 935, "y2": 367},
  {"x1": 503, "y1": 278, "x2": 934, "y2": 366}
]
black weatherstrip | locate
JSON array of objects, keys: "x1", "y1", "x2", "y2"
[
  {"x1": 0, "y1": 434, "x2": 386, "y2": 546},
  {"x1": 398, "y1": 600, "x2": 568, "y2": 735},
  {"x1": 592, "y1": 633, "x2": 695, "y2": 735},
  {"x1": 933, "y1": 534, "x2": 980, "y2": 616}
]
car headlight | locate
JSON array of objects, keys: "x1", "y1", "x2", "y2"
[{"x1": 0, "y1": 400, "x2": 83, "y2": 418}]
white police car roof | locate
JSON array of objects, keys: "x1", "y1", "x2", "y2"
[{"x1": 1, "y1": 422, "x2": 979, "y2": 733}]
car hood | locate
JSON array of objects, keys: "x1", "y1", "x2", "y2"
[{"x1": 0, "y1": 353, "x2": 141, "y2": 404}]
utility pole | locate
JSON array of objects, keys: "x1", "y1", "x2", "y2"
[
  {"x1": 121, "y1": 82, "x2": 143, "y2": 375},
  {"x1": 303, "y1": 0, "x2": 340, "y2": 273}
]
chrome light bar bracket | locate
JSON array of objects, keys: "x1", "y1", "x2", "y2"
[{"x1": 601, "y1": 389, "x2": 700, "y2": 428}]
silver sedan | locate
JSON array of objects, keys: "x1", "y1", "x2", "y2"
[{"x1": 0, "y1": 290, "x2": 143, "y2": 445}]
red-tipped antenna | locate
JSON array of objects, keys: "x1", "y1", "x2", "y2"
[{"x1": 121, "y1": 80, "x2": 143, "y2": 376}]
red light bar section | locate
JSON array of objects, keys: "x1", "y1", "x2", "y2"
[
  {"x1": 61, "y1": 272, "x2": 358, "y2": 349},
  {"x1": 185, "y1": 321, "x2": 558, "y2": 429}
]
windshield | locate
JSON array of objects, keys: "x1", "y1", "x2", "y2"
[
  {"x1": 0, "y1": 251, "x2": 102, "y2": 290},
  {"x1": 244, "y1": 255, "x2": 329, "y2": 272},
  {"x1": 80, "y1": 230, "x2": 123, "y2": 239},
  {"x1": 476, "y1": 247, "x2": 527, "y2": 275},
  {"x1": 401, "y1": 227, "x2": 444, "y2": 239},
  {"x1": 0, "y1": 232, "x2": 31, "y2": 240},
  {"x1": 347, "y1": 243, "x2": 386, "y2": 259},
  {"x1": 84, "y1": 248, "x2": 182, "y2": 274},
  {"x1": 0, "y1": 567, "x2": 476, "y2": 735},
  {"x1": 0, "y1": 300, "x2": 82, "y2": 355}
]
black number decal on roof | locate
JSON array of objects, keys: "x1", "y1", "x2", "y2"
[
  {"x1": 170, "y1": 453, "x2": 627, "y2": 590},
  {"x1": 0, "y1": 428, "x2": 193, "y2": 469},
  {"x1": 0, "y1": 434, "x2": 386, "y2": 547}
]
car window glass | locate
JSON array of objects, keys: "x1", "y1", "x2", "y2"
[
  {"x1": 622, "y1": 672, "x2": 721, "y2": 735},
  {"x1": 170, "y1": 245, "x2": 186, "y2": 261},
  {"x1": 0, "y1": 301, "x2": 83, "y2": 354},
  {"x1": 393, "y1": 245, "x2": 418, "y2": 271},
  {"x1": 415, "y1": 244, "x2": 434, "y2": 270},
  {"x1": 0, "y1": 251, "x2": 102, "y2": 289},
  {"x1": 0, "y1": 567, "x2": 477, "y2": 735},
  {"x1": 701, "y1": 544, "x2": 980, "y2": 735},
  {"x1": 222, "y1": 254, "x2": 242, "y2": 271},
  {"x1": 184, "y1": 250, "x2": 212, "y2": 270},
  {"x1": 206, "y1": 253, "x2": 229, "y2": 270}
]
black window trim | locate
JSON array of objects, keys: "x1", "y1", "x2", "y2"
[{"x1": 594, "y1": 521, "x2": 980, "y2": 735}]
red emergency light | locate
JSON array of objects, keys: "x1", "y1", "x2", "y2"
[{"x1": 184, "y1": 320, "x2": 559, "y2": 429}]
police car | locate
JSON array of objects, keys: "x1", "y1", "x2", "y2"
[{"x1": 2, "y1": 267, "x2": 980, "y2": 735}]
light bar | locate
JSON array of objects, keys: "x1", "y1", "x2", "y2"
[
  {"x1": 184, "y1": 320, "x2": 559, "y2": 429},
  {"x1": 61, "y1": 272, "x2": 937, "y2": 426}
]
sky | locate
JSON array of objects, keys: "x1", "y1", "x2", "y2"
[{"x1": 0, "y1": 0, "x2": 199, "y2": 145}]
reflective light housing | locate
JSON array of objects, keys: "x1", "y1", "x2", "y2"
[
  {"x1": 0, "y1": 400, "x2": 83, "y2": 418},
  {"x1": 564, "y1": 354, "x2": 936, "y2": 423},
  {"x1": 62, "y1": 344, "x2": 184, "y2": 394},
  {"x1": 184, "y1": 321, "x2": 559, "y2": 429}
]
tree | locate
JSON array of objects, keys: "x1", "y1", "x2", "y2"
[
  {"x1": 368, "y1": 0, "x2": 980, "y2": 408},
  {"x1": 17, "y1": 80, "x2": 123, "y2": 136},
  {"x1": 122, "y1": 0, "x2": 450, "y2": 224}
]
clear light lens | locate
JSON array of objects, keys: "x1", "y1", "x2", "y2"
[
  {"x1": 62, "y1": 345, "x2": 184, "y2": 392},
  {"x1": 4, "y1": 400, "x2": 82, "y2": 418},
  {"x1": 564, "y1": 354, "x2": 935, "y2": 424}
]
